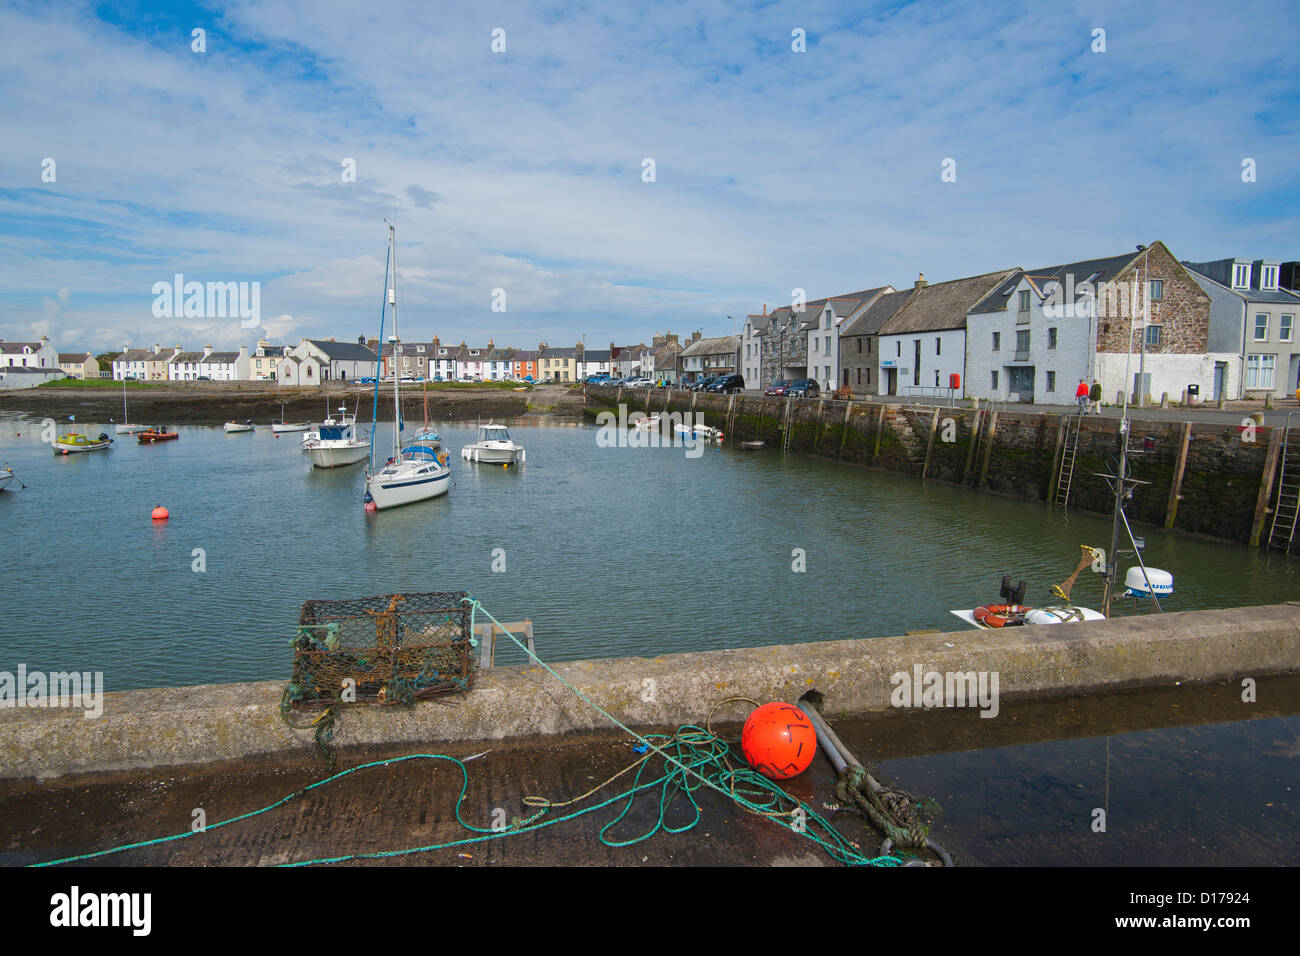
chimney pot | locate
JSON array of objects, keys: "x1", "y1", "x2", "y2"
[{"x1": 915, "y1": 273, "x2": 927, "y2": 289}]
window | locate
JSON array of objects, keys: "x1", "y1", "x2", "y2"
[
  {"x1": 896, "y1": 341, "x2": 901, "y2": 357},
  {"x1": 857, "y1": 339, "x2": 862, "y2": 354},
  {"x1": 1255, "y1": 314, "x2": 1269, "y2": 341},
  {"x1": 1016, "y1": 329, "x2": 1030, "y2": 351},
  {"x1": 1246, "y1": 354, "x2": 1276, "y2": 390},
  {"x1": 866, "y1": 368, "x2": 872, "y2": 386},
  {"x1": 1148, "y1": 279, "x2": 1163, "y2": 301},
  {"x1": 934, "y1": 370, "x2": 940, "y2": 387},
  {"x1": 1261, "y1": 265, "x2": 1279, "y2": 291},
  {"x1": 935, "y1": 337, "x2": 941, "y2": 356},
  {"x1": 1018, "y1": 290, "x2": 1031, "y2": 312},
  {"x1": 1145, "y1": 325, "x2": 1161, "y2": 347},
  {"x1": 1232, "y1": 263, "x2": 1250, "y2": 289},
  {"x1": 991, "y1": 370, "x2": 999, "y2": 390},
  {"x1": 1046, "y1": 371, "x2": 1056, "y2": 392},
  {"x1": 992, "y1": 331, "x2": 1001, "y2": 350},
  {"x1": 1281, "y1": 315, "x2": 1294, "y2": 342},
  {"x1": 1048, "y1": 327, "x2": 1057, "y2": 349}
]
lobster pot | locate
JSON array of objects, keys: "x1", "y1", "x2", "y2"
[{"x1": 287, "y1": 591, "x2": 474, "y2": 709}]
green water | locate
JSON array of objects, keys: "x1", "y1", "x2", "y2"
[{"x1": 0, "y1": 414, "x2": 1295, "y2": 691}]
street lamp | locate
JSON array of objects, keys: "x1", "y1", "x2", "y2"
[{"x1": 1136, "y1": 244, "x2": 1149, "y2": 407}]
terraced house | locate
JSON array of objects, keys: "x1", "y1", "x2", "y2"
[
  {"x1": 1183, "y1": 257, "x2": 1300, "y2": 400},
  {"x1": 840, "y1": 288, "x2": 913, "y2": 396}
]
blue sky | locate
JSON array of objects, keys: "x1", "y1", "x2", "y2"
[{"x1": 1, "y1": 0, "x2": 1297, "y2": 353}]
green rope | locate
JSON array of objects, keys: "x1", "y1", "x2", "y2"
[
  {"x1": 28, "y1": 595, "x2": 904, "y2": 868},
  {"x1": 834, "y1": 765, "x2": 938, "y2": 851}
]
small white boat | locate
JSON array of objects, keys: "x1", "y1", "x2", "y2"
[
  {"x1": 461, "y1": 423, "x2": 525, "y2": 465},
  {"x1": 53, "y1": 432, "x2": 113, "y2": 454},
  {"x1": 0, "y1": 467, "x2": 15, "y2": 491},
  {"x1": 114, "y1": 378, "x2": 147, "y2": 434},
  {"x1": 224, "y1": 420, "x2": 255, "y2": 433},
  {"x1": 271, "y1": 403, "x2": 310, "y2": 433},
  {"x1": 309, "y1": 402, "x2": 369, "y2": 468},
  {"x1": 673, "y1": 422, "x2": 723, "y2": 442},
  {"x1": 632, "y1": 415, "x2": 661, "y2": 430}
]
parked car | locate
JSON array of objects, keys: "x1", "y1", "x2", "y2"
[
  {"x1": 585, "y1": 374, "x2": 612, "y2": 385},
  {"x1": 690, "y1": 377, "x2": 716, "y2": 392},
  {"x1": 785, "y1": 379, "x2": 820, "y2": 397},
  {"x1": 764, "y1": 380, "x2": 790, "y2": 396},
  {"x1": 706, "y1": 374, "x2": 745, "y2": 394},
  {"x1": 624, "y1": 377, "x2": 654, "y2": 388}
]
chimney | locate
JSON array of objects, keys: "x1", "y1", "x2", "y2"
[
  {"x1": 915, "y1": 273, "x2": 927, "y2": 290},
  {"x1": 357, "y1": 334, "x2": 365, "y2": 345},
  {"x1": 203, "y1": 344, "x2": 213, "y2": 357},
  {"x1": 239, "y1": 345, "x2": 248, "y2": 358},
  {"x1": 153, "y1": 343, "x2": 161, "y2": 354},
  {"x1": 763, "y1": 304, "x2": 767, "y2": 315},
  {"x1": 692, "y1": 330, "x2": 701, "y2": 343}
]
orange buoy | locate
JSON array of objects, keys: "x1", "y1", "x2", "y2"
[
  {"x1": 741, "y1": 702, "x2": 817, "y2": 780},
  {"x1": 364, "y1": 500, "x2": 377, "y2": 513},
  {"x1": 151, "y1": 505, "x2": 169, "y2": 520}
]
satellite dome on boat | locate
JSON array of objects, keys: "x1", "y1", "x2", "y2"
[{"x1": 1124, "y1": 567, "x2": 1173, "y2": 597}]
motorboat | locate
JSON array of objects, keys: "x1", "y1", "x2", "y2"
[
  {"x1": 224, "y1": 420, "x2": 255, "y2": 433},
  {"x1": 673, "y1": 422, "x2": 723, "y2": 442},
  {"x1": 0, "y1": 466, "x2": 15, "y2": 491},
  {"x1": 138, "y1": 426, "x2": 179, "y2": 443},
  {"x1": 308, "y1": 401, "x2": 369, "y2": 468},
  {"x1": 632, "y1": 414, "x2": 661, "y2": 430},
  {"x1": 363, "y1": 222, "x2": 452, "y2": 509},
  {"x1": 114, "y1": 378, "x2": 147, "y2": 434},
  {"x1": 53, "y1": 432, "x2": 113, "y2": 454},
  {"x1": 461, "y1": 423, "x2": 525, "y2": 465}
]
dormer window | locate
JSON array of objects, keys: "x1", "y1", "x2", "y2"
[
  {"x1": 1232, "y1": 263, "x2": 1250, "y2": 289},
  {"x1": 1261, "y1": 264, "x2": 1279, "y2": 291}
]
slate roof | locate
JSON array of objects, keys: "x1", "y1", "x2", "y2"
[
  {"x1": 879, "y1": 270, "x2": 1018, "y2": 335},
  {"x1": 841, "y1": 288, "x2": 915, "y2": 337},
  {"x1": 1182, "y1": 260, "x2": 1300, "y2": 305},
  {"x1": 309, "y1": 340, "x2": 379, "y2": 362},
  {"x1": 969, "y1": 252, "x2": 1137, "y2": 315},
  {"x1": 680, "y1": 334, "x2": 739, "y2": 357},
  {"x1": 59, "y1": 353, "x2": 92, "y2": 363}
]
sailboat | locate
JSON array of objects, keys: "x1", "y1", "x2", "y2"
[
  {"x1": 114, "y1": 378, "x2": 147, "y2": 434},
  {"x1": 363, "y1": 221, "x2": 451, "y2": 510}
]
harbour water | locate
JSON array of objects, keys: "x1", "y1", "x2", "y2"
[{"x1": 0, "y1": 413, "x2": 1297, "y2": 692}]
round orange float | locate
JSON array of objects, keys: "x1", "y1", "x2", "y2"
[
  {"x1": 741, "y1": 702, "x2": 817, "y2": 780},
  {"x1": 972, "y1": 604, "x2": 1030, "y2": 627},
  {"x1": 151, "y1": 505, "x2": 169, "y2": 520}
]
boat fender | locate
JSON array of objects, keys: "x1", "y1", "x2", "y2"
[{"x1": 437, "y1": 451, "x2": 448, "y2": 467}]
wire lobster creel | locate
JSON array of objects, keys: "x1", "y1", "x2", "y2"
[{"x1": 286, "y1": 591, "x2": 474, "y2": 709}]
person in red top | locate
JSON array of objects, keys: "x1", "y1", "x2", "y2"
[{"x1": 1075, "y1": 378, "x2": 1090, "y2": 413}]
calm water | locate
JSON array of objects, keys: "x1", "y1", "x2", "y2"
[{"x1": 0, "y1": 413, "x2": 1297, "y2": 691}]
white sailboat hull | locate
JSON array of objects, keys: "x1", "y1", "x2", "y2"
[
  {"x1": 310, "y1": 442, "x2": 370, "y2": 468},
  {"x1": 366, "y1": 466, "x2": 451, "y2": 508},
  {"x1": 272, "y1": 422, "x2": 311, "y2": 433},
  {"x1": 114, "y1": 424, "x2": 147, "y2": 434},
  {"x1": 0, "y1": 473, "x2": 13, "y2": 491}
]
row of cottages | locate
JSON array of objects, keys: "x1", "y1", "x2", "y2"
[
  {"x1": 744, "y1": 242, "x2": 1300, "y2": 404},
  {"x1": 168, "y1": 346, "x2": 251, "y2": 381},
  {"x1": 278, "y1": 339, "x2": 379, "y2": 386}
]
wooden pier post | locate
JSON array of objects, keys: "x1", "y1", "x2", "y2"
[
  {"x1": 1164, "y1": 422, "x2": 1193, "y2": 529},
  {"x1": 1249, "y1": 426, "x2": 1285, "y2": 547},
  {"x1": 872, "y1": 403, "x2": 888, "y2": 463},
  {"x1": 978, "y1": 411, "x2": 999, "y2": 489},
  {"x1": 837, "y1": 401, "x2": 853, "y2": 460},
  {"x1": 961, "y1": 409, "x2": 981, "y2": 485},
  {"x1": 920, "y1": 407, "x2": 941, "y2": 481}
]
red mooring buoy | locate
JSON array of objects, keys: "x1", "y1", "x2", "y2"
[
  {"x1": 741, "y1": 702, "x2": 817, "y2": 780},
  {"x1": 151, "y1": 505, "x2": 170, "y2": 520}
]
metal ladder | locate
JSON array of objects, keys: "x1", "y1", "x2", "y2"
[
  {"x1": 726, "y1": 393, "x2": 738, "y2": 436},
  {"x1": 781, "y1": 397, "x2": 794, "y2": 454},
  {"x1": 1054, "y1": 412, "x2": 1083, "y2": 510},
  {"x1": 1267, "y1": 411, "x2": 1300, "y2": 554}
]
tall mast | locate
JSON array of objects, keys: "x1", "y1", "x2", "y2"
[{"x1": 390, "y1": 221, "x2": 400, "y2": 457}]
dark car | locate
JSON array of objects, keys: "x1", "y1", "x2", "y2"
[
  {"x1": 764, "y1": 380, "x2": 790, "y2": 396},
  {"x1": 706, "y1": 374, "x2": 745, "y2": 394},
  {"x1": 692, "y1": 377, "x2": 719, "y2": 392},
  {"x1": 786, "y1": 379, "x2": 820, "y2": 397}
]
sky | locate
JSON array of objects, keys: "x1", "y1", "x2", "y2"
[{"x1": 1, "y1": 0, "x2": 1297, "y2": 355}]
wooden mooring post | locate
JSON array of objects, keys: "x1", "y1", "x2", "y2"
[
  {"x1": 920, "y1": 407, "x2": 941, "y2": 481},
  {"x1": 1164, "y1": 422, "x2": 1193, "y2": 529},
  {"x1": 1250, "y1": 427, "x2": 1285, "y2": 548},
  {"x1": 872, "y1": 403, "x2": 888, "y2": 463},
  {"x1": 837, "y1": 401, "x2": 853, "y2": 460},
  {"x1": 977, "y1": 411, "x2": 999, "y2": 489}
]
